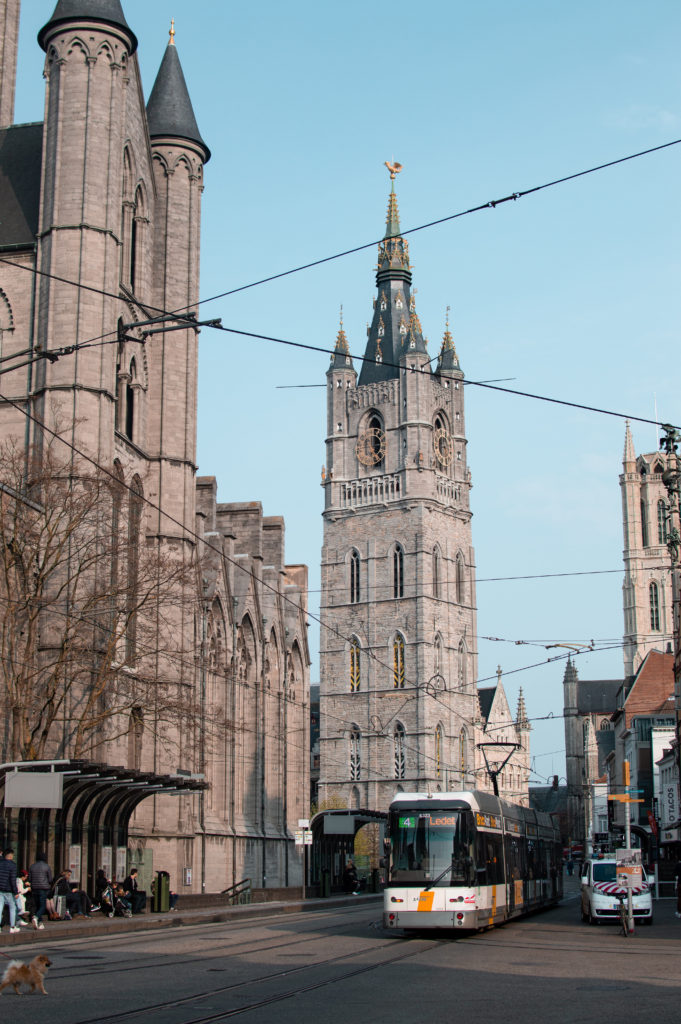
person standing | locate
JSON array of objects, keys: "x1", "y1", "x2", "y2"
[
  {"x1": 28, "y1": 852, "x2": 53, "y2": 929},
  {"x1": 342, "y1": 860, "x2": 359, "y2": 895},
  {"x1": 0, "y1": 848, "x2": 20, "y2": 933}
]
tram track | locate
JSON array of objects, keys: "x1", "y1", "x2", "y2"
[
  {"x1": 44, "y1": 909, "x2": 378, "y2": 981},
  {"x1": 68, "y1": 934, "x2": 447, "y2": 1024}
]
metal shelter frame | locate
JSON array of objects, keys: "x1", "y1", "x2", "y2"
[
  {"x1": 0, "y1": 760, "x2": 207, "y2": 891},
  {"x1": 309, "y1": 808, "x2": 387, "y2": 895}
]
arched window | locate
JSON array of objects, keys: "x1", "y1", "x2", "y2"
[
  {"x1": 125, "y1": 358, "x2": 136, "y2": 442},
  {"x1": 657, "y1": 499, "x2": 668, "y2": 544},
  {"x1": 350, "y1": 549, "x2": 360, "y2": 603},
  {"x1": 459, "y1": 728, "x2": 468, "y2": 784},
  {"x1": 432, "y1": 546, "x2": 441, "y2": 599},
  {"x1": 350, "y1": 726, "x2": 361, "y2": 780},
  {"x1": 435, "y1": 724, "x2": 443, "y2": 779},
  {"x1": 650, "y1": 582, "x2": 660, "y2": 631},
  {"x1": 641, "y1": 499, "x2": 649, "y2": 547},
  {"x1": 394, "y1": 724, "x2": 406, "y2": 779},
  {"x1": 129, "y1": 184, "x2": 145, "y2": 294},
  {"x1": 456, "y1": 552, "x2": 465, "y2": 603},
  {"x1": 349, "y1": 638, "x2": 361, "y2": 692},
  {"x1": 458, "y1": 640, "x2": 467, "y2": 687},
  {"x1": 393, "y1": 633, "x2": 405, "y2": 689},
  {"x1": 434, "y1": 635, "x2": 443, "y2": 678},
  {"x1": 393, "y1": 543, "x2": 404, "y2": 598}
]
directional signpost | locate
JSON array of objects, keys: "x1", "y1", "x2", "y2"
[{"x1": 296, "y1": 819, "x2": 312, "y2": 900}]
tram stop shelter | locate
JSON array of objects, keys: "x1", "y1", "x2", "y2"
[
  {"x1": 0, "y1": 759, "x2": 206, "y2": 889},
  {"x1": 310, "y1": 808, "x2": 387, "y2": 896}
]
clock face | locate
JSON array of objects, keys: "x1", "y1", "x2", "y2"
[
  {"x1": 433, "y1": 427, "x2": 453, "y2": 466},
  {"x1": 356, "y1": 428, "x2": 386, "y2": 467}
]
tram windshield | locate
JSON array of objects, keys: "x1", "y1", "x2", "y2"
[{"x1": 388, "y1": 808, "x2": 475, "y2": 886}]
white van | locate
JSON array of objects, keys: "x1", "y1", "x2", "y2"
[{"x1": 580, "y1": 858, "x2": 653, "y2": 925}]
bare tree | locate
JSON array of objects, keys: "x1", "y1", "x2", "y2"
[{"x1": 0, "y1": 433, "x2": 200, "y2": 763}]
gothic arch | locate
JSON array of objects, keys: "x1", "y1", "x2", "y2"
[
  {"x1": 347, "y1": 548, "x2": 361, "y2": 604},
  {"x1": 390, "y1": 541, "x2": 405, "y2": 599},
  {"x1": 394, "y1": 722, "x2": 406, "y2": 779},
  {"x1": 349, "y1": 636, "x2": 361, "y2": 692},
  {"x1": 455, "y1": 551, "x2": 466, "y2": 603},
  {"x1": 349, "y1": 724, "x2": 361, "y2": 780},
  {"x1": 432, "y1": 544, "x2": 442, "y2": 599},
  {"x1": 391, "y1": 632, "x2": 406, "y2": 689}
]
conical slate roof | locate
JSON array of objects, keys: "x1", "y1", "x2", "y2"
[
  {"x1": 146, "y1": 41, "x2": 210, "y2": 162},
  {"x1": 38, "y1": 0, "x2": 137, "y2": 52},
  {"x1": 358, "y1": 174, "x2": 428, "y2": 387}
]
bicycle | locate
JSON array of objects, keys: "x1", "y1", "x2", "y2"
[{"x1": 615, "y1": 893, "x2": 631, "y2": 937}]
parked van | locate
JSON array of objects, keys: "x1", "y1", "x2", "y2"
[{"x1": 580, "y1": 858, "x2": 653, "y2": 925}]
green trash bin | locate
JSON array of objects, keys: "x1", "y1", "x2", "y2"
[{"x1": 152, "y1": 871, "x2": 170, "y2": 912}]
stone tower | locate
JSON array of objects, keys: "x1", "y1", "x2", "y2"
[
  {"x1": 620, "y1": 422, "x2": 672, "y2": 678},
  {"x1": 318, "y1": 169, "x2": 479, "y2": 812}
]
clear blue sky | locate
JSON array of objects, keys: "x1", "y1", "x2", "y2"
[{"x1": 15, "y1": 1, "x2": 681, "y2": 785}]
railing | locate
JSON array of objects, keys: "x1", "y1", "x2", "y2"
[
  {"x1": 340, "y1": 474, "x2": 400, "y2": 509},
  {"x1": 436, "y1": 475, "x2": 461, "y2": 504},
  {"x1": 221, "y1": 878, "x2": 252, "y2": 905}
]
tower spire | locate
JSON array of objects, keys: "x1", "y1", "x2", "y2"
[
  {"x1": 358, "y1": 163, "x2": 422, "y2": 386},
  {"x1": 330, "y1": 305, "x2": 353, "y2": 369},
  {"x1": 437, "y1": 305, "x2": 461, "y2": 375},
  {"x1": 623, "y1": 420, "x2": 635, "y2": 467}
]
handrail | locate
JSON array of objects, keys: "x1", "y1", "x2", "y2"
[{"x1": 220, "y1": 877, "x2": 251, "y2": 903}]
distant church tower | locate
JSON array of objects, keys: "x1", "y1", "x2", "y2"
[
  {"x1": 318, "y1": 167, "x2": 479, "y2": 811},
  {"x1": 620, "y1": 422, "x2": 672, "y2": 677}
]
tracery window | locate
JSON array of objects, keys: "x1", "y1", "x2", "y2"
[
  {"x1": 350, "y1": 727, "x2": 361, "y2": 780},
  {"x1": 459, "y1": 728, "x2": 468, "y2": 784},
  {"x1": 393, "y1": 543, "x2": 404, "y2": 598},
  {"x1": 657, "y1": 499, "x2": 668, "y2": 544},
  {"x1": 350, "y1": 549, "x2": 360, "y2": 604},
  {"x1": 650, "y1": 582, "x2": 660, "y2": 631},
  {"x1": 432, "y1": 546, "x2": 441, "y2": 599},
  {"x1": 435, "y1": 725, "x2": 443, "y2": 779},
  {"x1": 393, "y1": 634, "x2": 405, "y2": 689},
  {"x1": 350, "y1": 638, "x2": 361, "y2": 692},
  {"x1": 394, "y1": 724, "x2": 406, "y2": 779}
]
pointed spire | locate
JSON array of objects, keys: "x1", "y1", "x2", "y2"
[
  {"x1": 147, "y1": 28, "x2": 210, "y2": 162},
  {"x1": 563, "y1": 655, "x2": 578, "y2": 686},
  {"x1": 437, "y1": 306, "x2": 461, "y2": 375},
  {"x1": 516, "y1": 687, "x2": 530, "y2": 729},
  {"x1": 623, "y1": 420, "x2": 635, "y2": 467},
  {"x1": 329, "y1": 306, "x2": 354, "y2": 371},
  {"x1": 39, "y1": 0, "x2": 138, "y2": 52}
]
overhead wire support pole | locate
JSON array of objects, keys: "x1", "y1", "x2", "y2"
[{"x1": 659, "y1": 425, "x2": 681, "y2": 785}]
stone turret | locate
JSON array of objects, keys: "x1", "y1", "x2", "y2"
[
  {"x1": 0, "y1": 0, "x2": 21, "y2": 127},
  {"x1": 145, "y1": 21, "x2": 210, "y2": 535}
]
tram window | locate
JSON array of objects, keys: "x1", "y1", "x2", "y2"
[
  {"x1": 475, "y1": 833, "x2": 503, "y2": 886},
  {"x1": 389, "y1": 810, "x2": 475, "y2": 884}
]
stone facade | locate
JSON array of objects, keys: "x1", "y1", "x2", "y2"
[
  {"x1": 620, "y1": 422, "x2": 673, "y2": 678},
  {"x1": 318, "y1": 176, "x2": 530, "y2": 811},
  {"x1": 0, "y1": 0, "x2": 309, "y2": 893}
]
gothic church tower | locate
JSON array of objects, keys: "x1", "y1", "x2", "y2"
[
  {"x1": 318, "y1": 169, "x2": 479, "y2": 811},
  {"x1": 620, "y1": 422, "x2": 672, "y2": 678}
]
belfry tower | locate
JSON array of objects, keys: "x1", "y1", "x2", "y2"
[{"x1": 318, "y1": 166, "x2": 479, "y2": 811}]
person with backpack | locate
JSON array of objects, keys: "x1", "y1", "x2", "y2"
[
  {"x1": 0, "y1": 848, "x2": 20, "y2": 933},
  {"x1": 28, "y1": 852, "x2": 53, "y2": 929}
]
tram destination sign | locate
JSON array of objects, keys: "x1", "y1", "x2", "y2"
[{"x1": 398, "y1": 814, "x2": 459, "y2": 828}]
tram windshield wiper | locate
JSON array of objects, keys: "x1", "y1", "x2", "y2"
[{"x1": 423, "y1": 859, "x2": 455, "y2": 892}]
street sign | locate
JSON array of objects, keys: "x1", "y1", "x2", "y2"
[
  {"x1": 298, "y1": 819, "x2": 310, "y2": 828},
  {"x1": 294, "y1": 831, "x2": 303, "y2": 845}
]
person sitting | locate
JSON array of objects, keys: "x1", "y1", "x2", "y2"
[
  {"x1": 95, "y1": 868, "x2": 113, "y2": 914},
  {"x1": 113, "y1": 885, "x2": 132, "y2": 916},
  {"x1": 122, "y1": 868, "x2": 146, "y2": 914}
]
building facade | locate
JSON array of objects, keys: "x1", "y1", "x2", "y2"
[
  {"x1": 318, "y1": 171, "x2": 529, "y2": 811},
  {"x1": 0, "y1": 0, "x2": 309, "y2": 892}
]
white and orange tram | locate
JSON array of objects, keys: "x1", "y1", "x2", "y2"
[{"x1": 383, "y1": 790, "x2": 563, "y2": 931}]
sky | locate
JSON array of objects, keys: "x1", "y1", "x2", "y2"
[{"x1": 13, "y1": 0, "x2": 681, "y2": 787}]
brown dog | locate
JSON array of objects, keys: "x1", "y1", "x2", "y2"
[{"x1": 0, "y1": 955, "x2": 52, "y2": 995}]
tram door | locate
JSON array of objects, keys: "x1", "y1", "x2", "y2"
[{"x1": 505, "y1": 836, "x2": 523, "y2": 914}]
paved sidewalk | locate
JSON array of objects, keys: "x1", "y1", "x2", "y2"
[{"x1": 0, "y1": 892, "x2": 382, "y2": 947}]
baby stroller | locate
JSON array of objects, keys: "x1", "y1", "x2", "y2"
[{"x1": 100, "y1": 882, "x2": 132, "y2": 919}]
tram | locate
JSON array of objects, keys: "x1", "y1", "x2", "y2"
[{"x1": 383, "y1": 790, "x2": 563, "y2": 931}]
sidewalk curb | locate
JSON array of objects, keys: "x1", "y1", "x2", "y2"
[{"x1": 0, "y1": 894, "x2": 383, "y2": 947}]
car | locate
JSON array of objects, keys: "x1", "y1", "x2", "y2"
[{"x1": 580, "y1": 858, "x2": 653, "y2": 926}]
